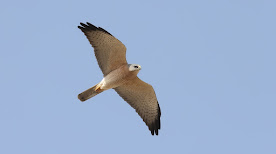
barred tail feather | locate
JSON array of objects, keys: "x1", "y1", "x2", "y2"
[{"x1": 78, "y1": 85, "x2": 104, "y2": 102}]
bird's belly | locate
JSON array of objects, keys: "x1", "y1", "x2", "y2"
[{"x1": 99, "y1": 69, "x2": 128, "y2": 90}]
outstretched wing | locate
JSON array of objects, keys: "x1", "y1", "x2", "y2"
[
  {"x1": 78, "y1": 22, "x2": 127, "y2": 76},
  {"x1": 114, "y1": 77, "x2": 161, "y2": 135}
]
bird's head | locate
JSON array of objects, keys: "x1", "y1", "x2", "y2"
[{"x1": 128, "y1": 64, "x2": 142, "y2": 72}]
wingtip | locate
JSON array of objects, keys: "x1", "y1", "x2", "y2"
[
  {"x1": 149, "y1": 125, "x2": 160, "y2": 136},
  {"x1": 77, "y1": 22, "x2": 113, "y2": 36},
  {"x1": 80, "y1": 22, "x2": 87, "y2": 27},
  {"x1": 77, "y1": 25, "x2": 83, "y2": 30},
  {"x1": 86, "y1": 22, "x2": 93, "y2": 26},
  {"x1": 150, "y1": 129, "x2": 159, "y2": 136},
  {"x1": 149, "y1": 102, "x2": 161, "y2": 136}
]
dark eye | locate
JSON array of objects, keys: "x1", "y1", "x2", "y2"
[{"x1": 134, "y1": 66, "x2": 138, "y2": 68}]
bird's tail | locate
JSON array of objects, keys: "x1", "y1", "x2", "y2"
[{"x1": 78, "y1": 84, "x2": 104, "y2": 102}]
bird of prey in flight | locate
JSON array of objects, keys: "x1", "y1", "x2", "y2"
[{"x1": 77, "y1": 22, "x2": 161, "y2": 135}]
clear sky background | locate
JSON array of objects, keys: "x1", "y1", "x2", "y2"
[{"x1": 1, "y1": 0, "x2": 275, "y2": 153}]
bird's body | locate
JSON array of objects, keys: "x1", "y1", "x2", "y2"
[
  {"x1": 98, "y1": 65, "x2": 130, "y2": 90},
  {"x1": 78, "y1": 64, "x2": 139, "y2": 101},
  {"x1": 100, "y1": 64, "x2": 139, "y2": 90},
  {"x1": 77, "y1": 22, "x2": 161, "y2": 135}
]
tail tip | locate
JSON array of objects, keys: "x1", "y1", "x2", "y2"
[{"x1": 78, "y1": 94, "x2": 86, "y2": 102}]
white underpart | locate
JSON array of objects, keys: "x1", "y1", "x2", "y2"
[
  {"x1": 98, "y1": 78, "x2": 107, "y2": 89},
  {"x1": 99, "y1": 77, "x2": 119, "y2": 90},
  {"x1": 99, "y1": 69, "x2": 126, "y2": 90}
]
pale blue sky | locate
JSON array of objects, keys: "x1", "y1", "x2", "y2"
[{"x1": 1, "y1": 0, "x2": 276, "y2": 153}]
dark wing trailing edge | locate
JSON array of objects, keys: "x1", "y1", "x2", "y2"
[{"x1": 78, "y1": 22, "x2": 113, "y2": 36}]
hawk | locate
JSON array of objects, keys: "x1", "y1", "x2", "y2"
[{"x1": 77, "y1": 22, "x2": 161, "y2": 135}]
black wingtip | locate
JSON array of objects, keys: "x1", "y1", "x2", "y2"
[
  {"x1": 77, "y1": 26, "x2": 84, "y2": 30},
  {"x1": 77, "y1": 22, "x2": 113, "y2": 36},
  {"x1": 86, "y1": 22, "x2": 94, "y2": 27},
  {"x1": 149, "y1": 102, "x2": 161, "y2": 136}
]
